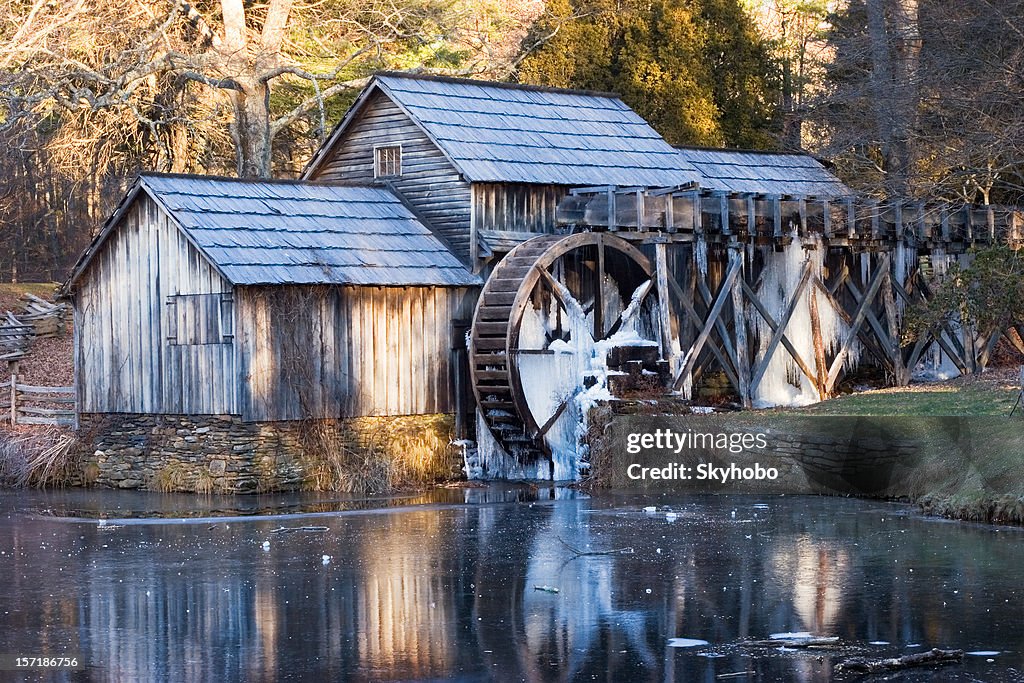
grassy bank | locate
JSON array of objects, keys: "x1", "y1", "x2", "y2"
[
  {"x1": 595, "y1": 367, "x2": 1024, "y2": 525},
  {"x1": 793, "y1": 369, "x2": 1024, "y2": 524}
]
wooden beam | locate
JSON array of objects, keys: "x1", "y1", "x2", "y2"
[
  {"x1": 673, "y1": 256, "x2": 742, "y2": 390},
  {"x1": 719, "y1": 193, "x2": 731, "y2": 235},
  {"x1": 696, "y1": 277, "x2": 741, "y2": 374},
  {"x1": 594, "y1": 235, "x2": 605, "y2": 338},
  {"x1": 746, "y1": 195, "x2": 756, "y2": 235},
  {"x1": 826, "y1": 254, "x2": 890, "y2": 391},
  {"x1": 808, "y1": 288, "x2": 829, "y2": 398},
  {"x1": 729, "y1": 248, "x2": 751, "y2": 406},
  {"x1": 879, "y1": 264, "x2": 909, "y2": 384},
  {"x1": 846, "y1": 197, "x2": 856, "y2": 239},
  {"x1": 607, "y1": 186, "x2": 617, "y2": 231},
  {"x1": 670, "y1": 278, "x2": 741, "y2": 393},
  {"x1": 655, "y1": 243, "x2": 676, "y2": 370},
  {"x1": 746, "y1": 261, "x2": 817, "y2": 393},
  {"x1": 772, "y1": 195, "x2": 782, "y2": 238}
]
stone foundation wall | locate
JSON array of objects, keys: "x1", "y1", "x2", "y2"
[{"x1": 75, "y1": 413, "x2": 460, "y2": 493}]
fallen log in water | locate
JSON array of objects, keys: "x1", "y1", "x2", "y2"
[
  {"x1": 836, "y1": 648, "x2": 964, "y2": 673},
  {"x1": 746, "y1": 636, "x2": 840, "y2": 648}
]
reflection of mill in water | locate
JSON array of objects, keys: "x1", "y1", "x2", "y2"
[
  {"x1": 476, "y1": 501, "x2": 661, "y2": 681},
  {"x1": 772, "y1": 535, "x2": 851, "y2": 635}
]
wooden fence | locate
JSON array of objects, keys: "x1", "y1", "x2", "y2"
[{"x1": 0, "y1": 375, "x2": 76, "y2": 427}]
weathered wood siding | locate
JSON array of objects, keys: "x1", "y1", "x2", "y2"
[
  {"x1": 74, "y1": 195, "x2": 236, "y2": 414},
  {"x1": 472, "y1": 183, "x2": 567, "y2": 234},
  {"x1": 236, "y1": 285, "x2": 477, "y2": 421},
  {"x1": 310, "y1": 90, "x2": 473, "y2": 262}
]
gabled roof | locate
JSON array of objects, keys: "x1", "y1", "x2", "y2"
[
  {"x1": 674, "y1": 147, "x2": 851, "y2": 197},
  {"x1": 305, "y1": 72, "x2": 703, "y2": 188},
  {"x1": 67, "y1": 174, "x2": 480, "y2": 289}
]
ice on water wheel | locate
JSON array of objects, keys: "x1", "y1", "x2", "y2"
[{"x1": 469, "y1": 232, "x2": 661, "y2": 465}]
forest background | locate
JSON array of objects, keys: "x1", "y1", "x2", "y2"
[{"x1": 1, "y1": 0, "x2": 1023, "y2": 283}]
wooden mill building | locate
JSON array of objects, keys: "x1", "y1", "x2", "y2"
[{"x1": 74, "y1": 72, "x2": 989, "y2": 490}]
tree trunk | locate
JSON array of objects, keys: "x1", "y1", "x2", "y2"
[
  {"x1": 230, "y1": 81, "x2": 273, "y2": 178},
  {"x1": 865, "y1": 0, "x2": 921, "y2": 197}
]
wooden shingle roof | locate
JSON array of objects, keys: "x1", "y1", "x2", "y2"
[
  {"x1": 675, "y1": 147, "x2": 850, "y2": 196},
  {"x1": 307, "y1": 72, "x2": 704, "y2": 188},
  {"x1": 68, "y1": 174, "x2": 480, "y2": 289}
]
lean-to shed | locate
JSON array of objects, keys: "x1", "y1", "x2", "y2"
[{"x1": 65, "y1": 174, "x2": 480, "y2": 423}]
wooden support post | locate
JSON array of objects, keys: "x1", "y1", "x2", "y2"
[
  {"x1": 691, "y1": 190, "x2": 702, "y2": 234},
  {"x1": 798, "y1": 198, "x2": 808, "y2": 237},
  {"x1": 595, "y1": 235, "x2": 605, "y2": 338},
  {"x1": 870, "y1": 199, "x2": 881, "y2": 239},
  {"x1": 746, "y1": 196, "x2": 756, "y2": 236},
  {"x1": 665, "y1": 193, "x2": 675, "y2": 233},
  {"x1": 978, "y1": 327, "x2": 1004, "y2": 370},
  {"x1": 940, "y1": 206, "x2": 950, "y2": 241},
  {"x1": 729, "y1": 247, "x2": 752, "y2": 406},
  {"x1": 917, "y1": 202, "x2": 928, "y2": 240},
  {"x1": 655, "y1": 244, "x2": 676, "y2": 372},
  {"x1": 772, "y1": 195, "x2": 782, "y2": 238},
  {"x1": 635, "y1": 188, "x2": 644, "y2": 230},
  {"x1": 963, "y1": 320, "x2": 978, "y2": 374},
  {"x1": 893, "y1": 201, "x2": 904, "y2": 240},
  {"x1": 963, "y1": 204, "x2": 973, "y2": 242},
  {"x1": 879, "y1": 265, "x2": 909, "y2": 385},
  {"x1": 607, "y1": 187, "x2": 617, "y2": 231},
  {"x1": 808, "y1": 289, "x2": 829, "y2": 399},
  {"x1": 9, "y1": 373, "x2": 16, "y2": 426},
  {"x1": 846, "y1": 197, "x2": 856, "y2": 239},
  {"x1": 823, "y1": 200, "x2": 832, "y2": 238},
  {"x1": 719, "y1": 193, "x2": 731, "y2": 235}
]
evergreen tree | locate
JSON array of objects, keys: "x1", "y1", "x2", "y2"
[{"x1": 517, "y1": 0, "x2": 781, "y2": 148}]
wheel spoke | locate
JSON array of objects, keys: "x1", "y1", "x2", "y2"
[{"x1": 603, "y1": 278, "x2": 654, "y2": 340}]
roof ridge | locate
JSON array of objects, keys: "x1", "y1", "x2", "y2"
[
  {"x1": 673, "y1": 145, "x2": 823, "y2": 158},
  {"x1": 139, "y1": 171, "x2": 382, "y2": 188},
  {"x1": 375, "y1": 71, "x2": 623, "y2": 100}
]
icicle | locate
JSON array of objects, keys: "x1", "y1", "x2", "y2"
[{"x1": 748, "y1": 232, "x2": 859, "y2": 407}]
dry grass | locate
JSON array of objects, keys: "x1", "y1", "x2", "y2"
[
  {"x1": 0, "y1": 425, "x2": 79, "y2": 488},
  {"x1": 150, "y1": 461, "x2": 188, "y2": 492},
  {"x1": 193, "y1": 469, "x2": 214, "y2": 495},
  {"x1": 298, "y1": 418, "x2": 456, "y2": 494}
]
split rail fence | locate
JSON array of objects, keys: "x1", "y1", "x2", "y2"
[{"x1": 0, "y1": 375, "x2": 76, "y2": 427}]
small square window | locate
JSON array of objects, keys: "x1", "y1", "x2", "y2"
[{"x1": 374, "y1": 145, "x2": 402, "y2": 178}]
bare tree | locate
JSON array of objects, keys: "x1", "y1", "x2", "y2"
[{"x1": 1, "y1": 0, "x2": 539, "y2": 178}]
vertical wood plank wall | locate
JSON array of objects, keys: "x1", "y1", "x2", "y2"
[
  {"x1": 236, "y1": 285, "x2": 477, "y2": 421},
  {"x1": 310, "y1": 90, "x2": 473, "y2": 263},
  {"x1": 472, "y1": 183, "x2": 567, "y2": 234},
  {"x1": 74, "y1": 195, "x2": 236, "y2": 414}
]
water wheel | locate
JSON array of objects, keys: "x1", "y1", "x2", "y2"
[{"x1": 470, "y1": 233, "x2": 662, "y2": 467}]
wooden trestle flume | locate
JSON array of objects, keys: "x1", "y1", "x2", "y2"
[{"x1": 470, "y1": 183, "x2": 1024, "y2": 462}]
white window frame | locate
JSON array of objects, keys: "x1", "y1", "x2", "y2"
[{"x1": 374, "y1": 144, "x2": 403, "y2": 178}]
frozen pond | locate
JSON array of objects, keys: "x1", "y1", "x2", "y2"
[{"x1": 1, "y1": 487, "x2": 1022, "y2": 681}]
